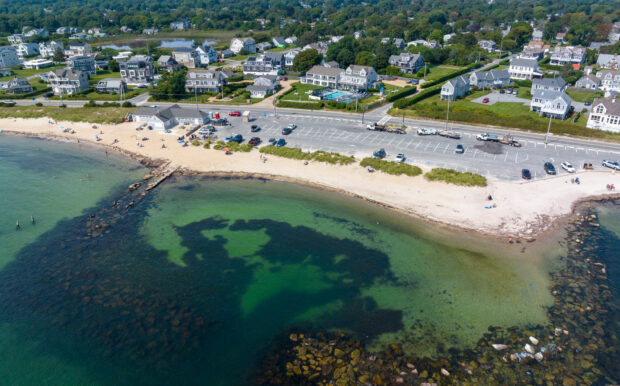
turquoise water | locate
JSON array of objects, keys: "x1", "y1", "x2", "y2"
[
  {"x1": 0, "y1": 135, "x2": 574, "y2": 385},
  {"x1": 324, "y1": 91, "x2": 347, "y2": 100}
]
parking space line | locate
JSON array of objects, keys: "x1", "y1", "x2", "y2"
[{"x1": 433, "y1": 143, "x2": 440, "y2": 152}]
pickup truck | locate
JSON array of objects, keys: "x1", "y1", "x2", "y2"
[
  {"x1": 417, "y1": 128, "x2": 437, "y2": 136},
  {"x1": 438, "y1": 130, "x2": 461, "y2": 139},
  {"x1": 367, "y1": 123, "x2": 386, "y2": 131},
  {"x1": 368, "y1": 123, "x2": 406, "y2": 134},
  {"x1": 499, "y1": 134, "x2": 521, "y2": 147},
  {"x1": 476, "y1": 132, "x2": 500, "y2": 142}
]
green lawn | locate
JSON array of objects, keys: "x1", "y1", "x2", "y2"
[
  {"x1": 280, "y1": 82, "x2": 324, "y2": 102},
  {"x1": 423, "y1": 65, "x2": 466, "y2": 82},
  {"x1": 89, "y1": 70, "x2": 122, "y2": 84},
  {"x1": 5, "y1": 65, "x2": 64, "y2": 79},
  {"x1": 0, "y1": 105, "x2": 134, "y2": 123},
  {"x1": 360, "y1": 95, "x2": 382, "y2": 106},
  {"x1": 48, "y1": 89, "x2": 144, "y2": 101},
  {"x1": 566, "y1": 89, "x2": 604, "y2": 103}
]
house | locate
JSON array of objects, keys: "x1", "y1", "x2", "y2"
[
  {"x1": 392, "y1": 38, "x2": 406, "y2": 50},
  {"x1": 39, "y1": 41, "x2": 64, "y2": 58},
  {"x1": 22, "y1": 58, "x2": 54, "y2": 69},
  {"x1": 132, "y1": 104, "x2": 210, "y2": 130},
  {"x1": 47, "y1": 68, "x2": 89, "y2": 95},
  {"x1": 330, "y1": 36, "x2": 343, "y2": 43},
  {"x1": 478, "y1": 40, "x2": 496, "y2": 53},
  {"x1": 185, "y1": 70, "x2": 228, "y2": 93},
  {"x1": 425, "y1": 40, "x2": 440, "y2": 48},
  {"x1": 0, "y1": 69, "x2": 12, "y2": 77},
  {"x1": 55, "y1": 27, "x2": 80, "y2": 35},
  {"x1": 67, "y1": 55, "x2": 96, "y2": 75},
  {"x1": 353, "y1": 31, "x2": 363, "y2": 40},
  {"x1": 69, "y1": 33, "x2": 90, "y2": 40},
  {"x1": 519, "y1": 41, "x2": 550, "y2": 60},
  {"x1": 24, "y1": 28, "x2": 48, "y2": 38},
  {"x1": 322, "y1": 60, "x2": 339, "y2": 68},
  {"x1": 7, "y1": 34, "x2": 24, "y2": 45},
  {"x1": 242, "y1": 52, "x2": 285, "y2": 76},
  {"x1": 284, "y1": 49, "x2": 299, "y2": 67},
  {"x1": 6, "y1": 77, "x2": 33, "y2": 94},
  {"x1": 220, "y1": 49, "x2": 234, "y2": 58},
  {"x1": 15, "y1": 43, "x2": 39, "y2": 58},
  {"x1": 338, "y1": 65, "x2": 379, "y2": 91},
  {"x1": 170, "y1": 21, "x2": 190, "y2": 31},
  {"x1": 440, "y1": 75, "x2": 470, "y2": 100},
  {"x1": 95, "y1": 59, "x2": 109, "y2": 70},
  {"x1": 157, "y1": 55, "x2": 183, "y2": 72},
  {"x1": 272, "y1": 37, "x2": 286, "y2": 48},
  {"x1": 443, "y1": 33, "x2": 455, "y2": 43},
  {"x1": 120, "y1": 26, "x2": 133, "y2": 33},
  {"x1": 256, "y1": 42, "x2": 272, "y2": 52},
  {"x1": 407, "y1": 40, "x2": 428, "y2": 47},
  {"x1": 532, "y1": 29, "x2": 543, "y2": 41},
  {"x1": 247, "y1": 75, "x2": 280, "y2": 98},
  {"x1": 172, "y1": 47, "x2": 201, "y2": 68},
  {"x1": 301, "y1": 65, "x2": 343, "y2": 88},
  {"x1": 595, "y1": 70, "x2": 620, "y2": 93},
  {"x1": 596, "y1": 54, "x2": 619, "y2": 70},
  {"x1": 302, "y1": 42, "x2": 328, "y2": 55},
  {"x1": 142, "y1": 28, "x2": 159, "y2": 35},
  {"x1": 230, "y1": 37, "x2": 256, "y2": 54},
  {"x1": 469, "y1": 69, "x2": 510, "y2": 89},
  {"x1": 509, "y1": 58, "x2": 542, "y2": 80},
  {"x1": 587, "y1": 96, "x2": 620, "y2": 132},
  {"x1": 285, "y1": 36, "x2": 297, "y2": 45},
  {"x1": 119, "y1": 55, "x2": 155, "y2": 85},
  {"x1": 0, "y1": 46, "x2": 21, "y2": 69},
  {"x1": 549, "y1": 46, "x2": 586, "y2": 66},
  {"x1": 95, "y1": 78, "x2": 127, "y2": 94},
  {"x1": 388, "y1": 53, "x2": 425, "y2": 74},
  {"x1": 556, "y1": 32, "x2": 567, "y2": 43},
  {"x1": 530, "y1": 90, "x2": 572, "y2": 119},
  {"x1": 64, "y1": 43, "x2": 92, "y2": 57},
  {"x1": 575, "y1": 74, "x2": 601, "y2": 90},
  {"x1": 589, "y1": 42, "x2": 612, "y2": 52},
  {"x1": 531, "y1": 77, "x2": 566, "y2": 93},
  {"x1": 609, "y1": 22, "x2": 620, "y2": 43},
  {"x1": 112, "y1": 51, "x2": 133, "y2": 61}
]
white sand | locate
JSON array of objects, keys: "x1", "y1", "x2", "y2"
[{"x1": 2, "y1": 117, "x2": 619, "y2": 239}]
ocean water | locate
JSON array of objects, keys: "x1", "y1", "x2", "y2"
[{"x1": 0, "y1": 135, "x2": 588, "y2": 385}]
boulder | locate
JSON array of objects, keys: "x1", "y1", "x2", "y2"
[
  {"x1": 524, "y1": 344, "x2": 535, "y2": 354},
  {"x1": 492, "y1": 344, "x2": 508, "y2": 351},
  {"x1": 529, "y1": 336, "x2": 539, "y2": 345},
  {"x1": 441, "y1": 368, "x2": 450, "y2": 376}
]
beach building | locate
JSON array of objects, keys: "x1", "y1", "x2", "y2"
[
  {"x1": 301, "y1": 65, "x2": 342, "y2": 88},
  {"x1": 587, "y1": 96, "x2": 620, "y2": 132},
  {"x1": 509, "y1": 58, "x2": 542, "y2": 80},
  {"x1": 575, "y1": 74, "x2": 601, "y2": 90},
  {"x1": 242, "y1": 52, "x2": 285, "y2": 77},
  {"x1": 549, "y1": 46, "x2": 586, "y2": 66},
  {"x1": 530, "y1": 90, "x2": 572, "y2": 119},
  {"x1": 64, "y1": 43, "x2": 92, "y2": 57},
  {"x1": 95, "y1": 78, "x2": 126, "y2": 94},
  {"x1": 22, "y1": 58, "x2": 54, "y2": 69},
  {"x1": 0, "y1": 46, "x2": 20, "y2": 69},
  {"x1": 172, "y1": 48, "x2": 201, "y2": 69},
  {"x1": 47, "y1": 68, "x2": 89, "y2": 95},
  {"x1": 388, "y1": 53, "x2": 425, "y2": 74},
  {"x1": 247, "y1": 75, "x2": 280, "y2": 98},
  {"x1": 132, "y1": 104, "x2": 210, "y2": 130},
  {"x1": 597, "y1": 54, "x2": 619, "y2": 70},
  {"x1": 157, "y1": 56, "x2": 183, "y2": 73},
  {"x1": 185, "y1": 70, "x2": 228, "y2": 93},
  {"x1": 15, "y1": 43, "x2": 39, "y2": 58},
  {"x1": 39, "y1": 41, "x2": 64, "y2": 58},
  {"x1": 469, "y1": 69, "x2": 510, "y2": 89},
  {"x1": 531, "y1": 77, "x2": 566, "y2": 93},
  {"x1": 595, "y1": 70, "x2": 620, "y2": 93}
]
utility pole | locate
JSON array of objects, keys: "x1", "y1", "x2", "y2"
[
  {"x1": 355, "y1": 93, "x2": 358, "y2": 112},
  {"x1": 362, "y1": 107, "x2": 365, "y2": 124},
  {"x1": 195, "y1": 84, "x2": 198, "y2": 111},
  {"x1": 445, "y1": 98, "x2": 450, "y2": 130},
  {"x1": 424, "y1": 63, "x2": 427, "y2": 78},
  {"x1": 273, "y1": 96, "x2": 277, "y2": 117},
  {"x1": 545, "y1": 114, "x2": 552, "y2": 145}
]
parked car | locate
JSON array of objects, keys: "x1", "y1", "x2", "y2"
[
  {"x1": 417, "y1": 127, "x2": 437, "y2": 135},
  {"x1": 513, "y1": 90, "x2": 519, "y2": 95},
  {"x1": 373, "y1": 148, "x2": 386, "y2": 159},
  {"x1": 251, "y1": 125, "x2": 261, "y2": 132},
  {"x1": 281, "y1": 77, "x2": 288, "y2": 81},
  {"x1": 395, "y1": 153, "x2": 406, "y2": 163},
  {"x1": 268, "y1": 137, "x2": 276, "y2": 144},
  {"x1": 276, "y1": 138, "x2": 286, "y2": 147},
  {"x1": 584, "y1": 100, "x2": 591, "y2": 106},
  {"x1": 499, "y1": 89, "x2": 505, "y2": 94},
  {"x1": 286, "y1": 124, "x2": 297, "y2": 130},
  {"x1": 544, "y1": 162, "x2": 556, "y2": 175},
  {"x1": 411, "y1": 79, "x2": 419, "y2": 84},
  {"x1": 602, "y1": 159, "x2": 620, "y2": 170},
  {"x1": 229, "y1": 111, "x2": 241, "y2": 116},
  {"x1": 455, "y1": 144, "x2": 464, "y2": 154},
  {"x1": 2, "y1": 100, "x2": 16, "y2": 105},
  {"x1": 226, "y1": 134, "x2": 243, "y2": 143},
  {"x1": 521, "y1": 169, "x2": 531, "y2": 180},
  {"x1": 482, "y1": 97, "x2": 489, "y2": 104},
  {"x1": 561, "y1": 162, "x2": 576, "y2": 173},
  {"x1": 282, "y1": 127, "x2": 293, "y2": 135},
  {"x1": 43, "y1": 92, "x2": 54, "y2": 98},
  {"x1": 249, "y1": 137, "x2": 261, "y2": 146}
]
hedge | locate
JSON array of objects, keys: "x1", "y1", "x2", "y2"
[
  {"x1": 360, "y1": 158, "x2": 422, "y2": 176},
  {"x1": 421, "y1": 63, "x2": 482, "y2": 89},
  {"x1": 424, "y1": 168, "x2": 487, "y2": 187},
  {"x1": 0, "y1": 87, "x2": 51, "y2": 100},
  {"x1": 385, "y1": 86, "x2": 418, "y2": 102},
  {"x1": 277, "y1": 100, "x2": 324, "y2": 109},
  {"x1": 392, "y1": 86, "x2": 441, "y2": 108}
]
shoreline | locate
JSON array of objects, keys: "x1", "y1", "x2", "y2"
[{"x1": 2, "y1": 117, "x2": 619, "y2": 240}]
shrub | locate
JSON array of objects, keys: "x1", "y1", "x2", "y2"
[
  {"x1": 191, "y1": 140, "x2": 200, "y2": 146},
  {"x1": 259, "y1": 146, "x2": 355, "y2": 165},
  {"x1": 203, "y1": 140, "x2": 212, "y2": 149},
  {"x1": 213, "y1": 140, "x2": 253, "y2": 152},
  {"x1": 35, "y1": 102, "x2": 43, "y2": 106},
  {"x1": 424, "y1": 168, "x2": 487, "y2": 186},
  {"x1": 359, "y1": 158, "x2": 422, "y2": 176},
  {"x1": 122, "y1": 101, "x2": 133, "y2": 108},
  {"x1": 277, "y1": 100, "x2": 324, "y2": 109},
  {"x1": 386, "y1": 86, "x2": 417, "y2": 102}
]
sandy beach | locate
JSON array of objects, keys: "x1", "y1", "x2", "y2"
[{"x1": 2, "y1": 117, "x2": 619, "y2": 239}]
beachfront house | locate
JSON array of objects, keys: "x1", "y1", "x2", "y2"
[
  {"x1": 247, "y1": 75, "x2": 280, "y2": 98},
  {"x1": 595, "y1": 70, "x2": 620, "y2": 93},
  {"x1": 301, "y1": 65, "x2": 342, "y2": 88},
  {"x1": 172, "y1": 48, "x2": 201, "y2": 69},
  {"x1": 575, "y1": 74, "x2": 601, "y2": 90},
  {"x1": 597, "y1": 54, "x2": 619, "y2": 70},
  {"x1": 587, "y1": 96, "x2": 620, "y2": 132},
  {"x1": 531, "y1": 77, "x2": 566, "y2": 93},
  {"x1": 95, "y1": 78, "x2": 127, "y2": 94},
  {"x1": 132, "y1": 104, "x2": 210, "y2": 130},
  {"x1": 388, "y1": 53, "x2": 425, "y2": 74},
  {"x1": 64, "y1": 43, "x2": 92, "y2": 57},
  {"x1": 230, "y1": 37, "x2": 256, "y2": 54},
  {"x1": 47, "y1": 68, "x2": 89, "y2": 95},
  {"x1": 530, "y1": 90, "x2": 572, "y2": 119},
  {"x1": 440, "y1": 75, "x2": 470, "y2": 101},
  {"x1": 469, "y1": 69, "x2": 510, "y2": 89},
  {"x1": 338, "y1": 65, "x2": 379, "y2": 91},
  {"x1": 185, "y1": 70, "x2": 229, "y2": 93},
  {"x1": 157, "y1": 56, "x2": 183, "y2": 73},
  {"x1": 6, "y1": 77, "x2": 33, "y2": 94},
  {"x1": 549, "y1": 46, "x2": 586, "y2": 66},
  {"x1": 39, "y1": 41, "x2": 64, "y2": 58},
  {"x1": 119, "y1": 55, "x2": 155, "y2": 85},
  {"x1": 67, "y1": 55, "x2": 96, "y2": 76},
  {"x1": 509, "y1": 57, "x2": 542, "y2": 80},
  {"x1": 242, "y1": 52, "x2": 285, "y2": 77}
]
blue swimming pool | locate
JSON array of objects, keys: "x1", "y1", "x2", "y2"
[{"x1": 323, "y1": 91, "x2": 348, "y2": 100}]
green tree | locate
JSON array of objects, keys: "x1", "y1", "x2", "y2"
[
  {"x1": 52, "y1": 47, "x2": 64, "y2": 62},
  {"x1": 154, "y1": 69, "x2": 187, "y2": 100},
  {"x1": 298, "y1": 30, "x2": 318, "y2": 47},
  {"x1": 292, "y1": 48, "x2": 321, "y2": 72},
  {"x1": 109, "y1": 59, "x2": 120, "y2": 72},
  {"x1": 336, "y1": 48, "x2": 355, "y2": 68}
]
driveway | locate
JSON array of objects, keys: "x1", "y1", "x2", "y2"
[{"x1": 471, "y1": 91, "x2": 530, "y2": 106}]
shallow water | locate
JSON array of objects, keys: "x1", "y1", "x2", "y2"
[{"x1": 0, "y1": 136, "x2": 566, "y2": 385}]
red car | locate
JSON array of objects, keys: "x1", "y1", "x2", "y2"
[
  {"x1": 282, "y1": 77, "x2": 288, "y2": 81},
  {"x1": 482, "y1": 97, "x2": 489, "y2": 103},
  {"x1": 229, "y1": 111, "x2": 241, "y2": 117}
]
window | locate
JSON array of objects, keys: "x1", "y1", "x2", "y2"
[{"x1": 596, "y1": 105, "x2": 604, "y2": 114}]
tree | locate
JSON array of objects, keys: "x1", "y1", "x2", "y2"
[
  {"x1": 109, "y1": 59, "x2": 120, "y2": 72},
  {"x1": 153, "y1": 69, "x2": 187, "y2": 100},
  {"x1": 298, "y1": 30, "x2": 318, "y2": 47},
  {"x1": 292, "y1": 48, "x2": 321, "y2": 72},
  {"x1": 336, "y1": 48, "x2": 355, "y2": 68},
  {"x1": 52, "y1": 47, "x2": 64, "y2": 63}
]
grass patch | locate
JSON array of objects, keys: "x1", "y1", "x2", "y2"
[
  {"x1": 280, "y1": 82, "x2": 324, "y2": 102},
  {"x1": 259, "y1": 146, "x2": 355, "y2": 165},
  {"x1": 0, "y1": 105, "x2": 134, "y2": 123},
  {"x1": 49, "y1": 89, "x2": 144, "y2": 101},
  {"x1": 212, "y1": 140, "x2": 254, "y2": 152},
  {"x1": 360, "y1": 158, "x2": 422, "y2": 176},
  {"x1": 424, "y1": 65, "x2": 466, "y2": 82},
  {"x1": 566, "y1": 89, "x2": 604, "y2": 103},
  {"x1": 424, "y1": 168, "x2": 487, "y2": 186}
]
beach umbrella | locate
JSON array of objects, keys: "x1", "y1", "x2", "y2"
[{"x1": 93, "y1": 134, "x2": 98, "y2": 139}]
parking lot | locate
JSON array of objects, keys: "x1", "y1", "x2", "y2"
[{"x1": 211, "y1": 112, "x2": 620, "y2": 182}]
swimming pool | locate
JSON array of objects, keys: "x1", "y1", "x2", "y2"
[{"x1": 323, "y1": 91, "x2": 348, "y2": 100}]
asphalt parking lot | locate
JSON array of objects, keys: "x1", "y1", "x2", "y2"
[{"x1": 212, "y1": 112, "x2": 620, "y2": 182}]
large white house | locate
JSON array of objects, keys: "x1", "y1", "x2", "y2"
[
  {"x1": 185, "y1": 70, "x2": 228, "y2": 93},
  {"x1": 242, "y1": 52, "x2": 285, "y2": 77},
  {"x1": 132, "y1": 105, "x2": 210, "y2": 130},
  {"x1": 230, "y1": 37, "x2": 256, "y2": 54},
  {"x1": 47, "y1": 68, "x2": 90, "y2": 95},
  {"x1": 15, "y1": 43, "x2": 39, "y2": 58},
  {"x1": 530, "y1": 90, "x2": 572, "y2": 119},
  {"x1": 388, "y1": 53, "x2": 425, "y2": 74},
  {"x1": 549, "y1": 46, "x2": 586, "y2": 66},
  {"x1": 301, "y1": 65, "x2": 343, "y2": 88},
  {"x1": 39, "y1": 41, "x2": 64, "y2": 57},
  {"x1": 440, "y1": 75, "x2": 470, "y2": 100},
  {"x1": 119, "y1": 55, "x2": 155, "y2": 85},
  {"x1": 595, "y1": 70, "x2": 620, "y2": 93},
  {"x1": 596, "y1": 54, "x2": 619, "y2": 70},
  {"x1": 338, "y1": 65, "x2": 379, "y2": 91},
  {"x1": 587, "y1": 96, "x2": 620, "y2": 132},
  {"x1": 469, "y1": 69, "x2": 510, "y2": 89},
  {"x1": 0, "y1": 46, "x2": 21, "y2": 68},
  {"x1": 196, "y1": 44, "x2": 218, "y2": 65},
  {"x1": 509, "y1": 58, "x2": 542, "y2": 80},
  {"x1": 64, "y1": 43, "x2": 92, "y2": 57},
  {"x1": 531, "y1": 77, "x2": 566, "y2": 93}
]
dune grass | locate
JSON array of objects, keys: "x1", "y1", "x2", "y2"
[
  {"x1": 360, "y1": 158, "x2": 422, "y2": 176},
  {"x1": 424, "y1": 168, "x2": 487, "y2": 186},
  {"x1": 259, "y1": 146, "x2": 355, "y2": 165}
]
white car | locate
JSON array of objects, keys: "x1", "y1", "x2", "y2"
[
  {"x1": 395, "y1": 153, "x2": 406, "y2": 163},
  {"x1": 417, "y1": 128, "x2": 437, "y2": 136},
  {"x1": 286, "y1": 124, "x2": 297, "y2": 130},
  {"x1": 602, "y1": 159, "x2": 620, "y2": 170},
  {"x1": 561, "y1": 162, "x2": 576, "y2": 173}
]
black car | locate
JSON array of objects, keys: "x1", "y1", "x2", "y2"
[
  {"x1": 251, "y1": 125, "x2": 260, "y2": 132},
  {"x1": 249, "y1": 137, "x2": 261, "y2": 146},
  {"x1": 521, "y1": 168, "x2": 532, "y2": 180},
  {"x1": 268, "y1": 137, "x2": 276, "y2": 144},
  {"x1": 455, "y1": 144, "x2": 464, "y2": 154},
  {"x1": 373, "y1": 148, "x2": 386, "y2": 159},
  {"x1": 230, "y1": 134, "x2": 243, "y2": 143},
  {"x1": 499, "y1": 89, "x2": 505, "y2": 94},
  {"x1": 282, "y1": 127, "x2": 293, "y2": 135},
  {"x1": 276, "y1": 138, "x2": 286, "y2": 147},
  {"x1": 544, "y1": 162, "x2": 556, "y2": 175},
  {"x1": 584, "y1": 100, "x2": 591, "y2": 106}
]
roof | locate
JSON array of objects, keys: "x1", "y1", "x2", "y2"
[
  {"x1": 157, "y1": 55, "x2": 173, "y2": 63},
  {"x1": 592, "y1": 96, "x2": 620, "y2": 116},
  {"x1": 473, "y1": 69, "x2": 509, "y2": 81},
  {"x1": 510, "y1": 57, "x2": 538, "y2": 68},
  {"x1": 533, "y1": 77, "x2": 566, "y2": 89},
  {"x1": 532, "y1": 90, "x2": 572, "y2": 105},
  {"x1": 578, "y1": 74, "x2": 600, "y2": 84},
  {"x1": 446, "y1": 75, "x2": 470, "y2": 87},
  {"x1": 348, "y1": 65, "x2": 373, "y2": 72},
  {"x1": 96, "y1": 78, "x2": 124, "y2": 87},
  {"x1": 134, "y1": 104, "x2": 209, "y2": 121},
  {"x1": 247, "y1": 85, "x2": 273, "y2": 92},
  {"x1": 597, "y1": 54, "x2": 619, "y2": 66},
  {"x1": 50, "y1": 68, "x2": 85, "y2": 80},
  {"x1": 128, "y1": 55, "x2": 152, "y2": 63},
  {"x1": 306, "y1": 65, "x2": 343, "y2": 76}
]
